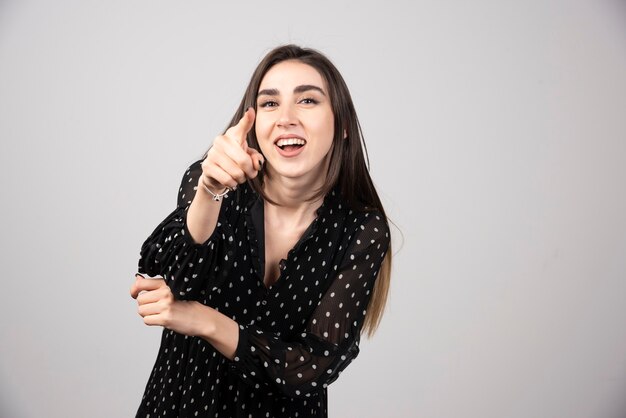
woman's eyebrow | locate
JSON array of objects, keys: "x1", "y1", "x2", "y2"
[
  {"x1": 257, "y1": 88, "x2": 279, "y2": 96},
  {"x1": 257, "y1": 85, "x2": 327, "y2": 97},
  {"x1": 293, "y1": 84, "x2": 326, "y2": 96}
]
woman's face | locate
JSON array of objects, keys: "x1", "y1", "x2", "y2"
[{"x1": 255, "y1": 60, "x2": 335, "y2": 184}]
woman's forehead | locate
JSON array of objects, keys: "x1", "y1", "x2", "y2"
[{"x1": 258, "y1": 60, "x2": 327, "y2": 93}]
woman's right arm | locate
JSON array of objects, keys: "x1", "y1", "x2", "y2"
[
  {"x1": 187, "y1": 107, "x2": 263, "y2": 243},
  {"x1": 138, "y1": 108, "x2": 263, "y2": 299}
]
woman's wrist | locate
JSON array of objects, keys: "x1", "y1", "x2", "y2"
[
  {"x1": 197, "y1": 303, "x2": 239, "y2": 360},
  {"x1": 197, "y1": 176, "x2": 231, "y2": 202},
  {"x1": 201, "y1": 174, "x2": 226, "y2": 192},
  {"x1": 193, "y1": 302, "x2": 218, "y2": 339}
]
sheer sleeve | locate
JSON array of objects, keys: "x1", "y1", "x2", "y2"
[
  {"x1": 137, "y1": 160, "x2": 236, "y2": 300},
  {"x1": 230, "y1": 212, "x2": 390, "y2": 397}
]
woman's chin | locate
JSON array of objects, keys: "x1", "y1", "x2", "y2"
[{"x1": 267, "y1": 165, "x2": 327, "y2": 185}]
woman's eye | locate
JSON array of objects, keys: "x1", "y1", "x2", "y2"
[
  {"x1": 259, "y1": 100, "x2": 278, "y2": 108},
  {"x1": 299, "y1": 98, "x2": 318, "y2": 105}
]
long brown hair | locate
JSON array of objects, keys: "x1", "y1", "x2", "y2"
[{"x1": 215, "y1": 45, "x2": 392, "y2": 337}]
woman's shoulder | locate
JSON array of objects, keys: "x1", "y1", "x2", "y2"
[
  {"x1": 175, "y1": 160, "x2": 203, "y2": 208},
  {"x1": 326, "y1": 190, "x2": 389, "y2": 239},
  {"x1": 179, "y1": 159, "x2": 203, "y2": 184}
]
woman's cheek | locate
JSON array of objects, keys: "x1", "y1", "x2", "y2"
[{"x1": 255, "y1": 123, "x2": 273, "y2": 153}]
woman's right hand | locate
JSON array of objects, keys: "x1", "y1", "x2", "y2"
[{"x1": 200, "y1": 107, "x2": 264, "y2": 192}]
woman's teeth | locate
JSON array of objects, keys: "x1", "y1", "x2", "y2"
[{"x1": 276, "y1": 138, "x2": 306, "y2": 148}]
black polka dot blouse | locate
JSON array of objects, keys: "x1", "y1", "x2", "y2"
[{"x1": 136, "y1": 161, "x2": 390, "y2": 418}]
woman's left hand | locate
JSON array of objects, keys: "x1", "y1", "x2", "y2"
[{"x1": 130, "y1": 275, "x2": 209, "y2": 337}]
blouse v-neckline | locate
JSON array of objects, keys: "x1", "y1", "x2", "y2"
[{"x1": 248, "y1": 195, "x2": 327, "y2": 290}]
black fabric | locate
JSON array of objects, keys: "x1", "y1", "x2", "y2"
[{"x1": 136, "y1": 160, "x2": 390, "y2": 418}]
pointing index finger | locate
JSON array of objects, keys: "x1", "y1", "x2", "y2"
[{"x1": 230, "y1": 107, "x2": 256, "y2": 146}]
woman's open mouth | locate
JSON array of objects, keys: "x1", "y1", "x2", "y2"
[{"x1": 275, "y1": 137, "x2": 306, "y2": 157}]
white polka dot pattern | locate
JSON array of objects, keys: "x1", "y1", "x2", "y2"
[{"x1": 136, "y1": 161, "x2": 390, "y2": 417}]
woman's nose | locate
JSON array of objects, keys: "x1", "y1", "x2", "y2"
[{"x1": 276, "y1": 103, "x2": 298, "y2": 127}]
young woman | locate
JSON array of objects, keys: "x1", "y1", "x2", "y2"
[{"x1": 130, "y1": 44, "x2": 392, "y2": 418}]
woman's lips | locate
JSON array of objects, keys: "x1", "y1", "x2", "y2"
[
  {"x1": 275, "y1": 137, "x2": 306, "y2": 157},
  {"x1": 275, "y1": 142, "x2": 305, "y2": 157}
]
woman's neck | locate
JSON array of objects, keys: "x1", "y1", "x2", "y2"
[{"x1": 262, "y1": 174, "x2": 326, "y2": 229}]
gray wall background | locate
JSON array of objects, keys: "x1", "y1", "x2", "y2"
[{"x1": 1, "y1": 1, "x2": 625, "y2": 417}]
